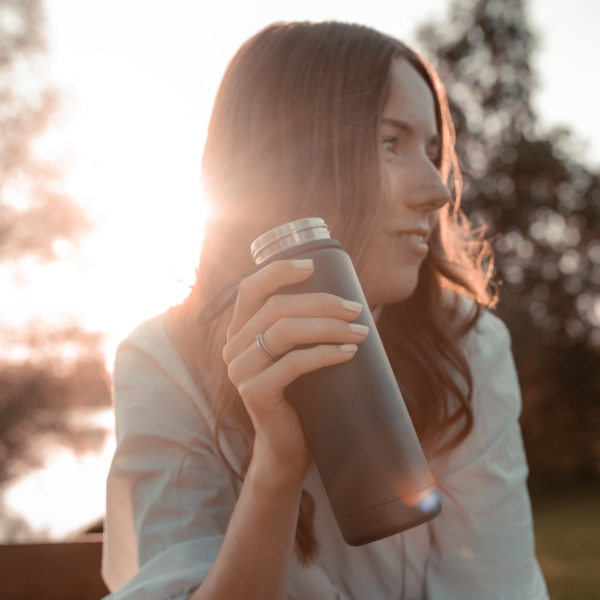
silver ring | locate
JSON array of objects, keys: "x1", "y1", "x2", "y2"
[{"x1": 256, "y1": 331, "x2": 281, "y2": 361}]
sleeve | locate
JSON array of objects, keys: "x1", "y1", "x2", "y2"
[
  {"x1": 425, "y1": 314, "x2": 549, "y2": 600},
  {"x1": 102, "y1": 340, "x2": 240, "y2": 600}
]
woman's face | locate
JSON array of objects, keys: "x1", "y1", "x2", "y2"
[{"x1": 360, "y1": 56, "x2": 451, "y2": 308}]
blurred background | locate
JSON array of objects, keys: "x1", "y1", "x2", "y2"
[{"x1": 1, "y1": 0, "x2": 599, "y2": 598}]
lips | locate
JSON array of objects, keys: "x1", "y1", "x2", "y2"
[
  {"x1": 385, "y1": 228, "x2": 430, "y2": 257},
  {"x1": 396, "y1": 232, "x2": 426, "y2": 244},
  {"x1": 385, "y1": 227, "x2": 431, "y2": 241},
  {"x1": 394, "y1": 226, "x2": 430, "y2": 238}
]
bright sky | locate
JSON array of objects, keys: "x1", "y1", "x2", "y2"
[
  {"x1": 2, "y1": 0, "x2": 600, "y2": 540},
  {"x1": 2, "y1": 0, "x2": 599, "y2": 367},
  {"x1": 529, "y1": 0, "x2": 600, "y2": 165}
]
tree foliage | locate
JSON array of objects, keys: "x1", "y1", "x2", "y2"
[
  {"x1": 418, "y1": 0, "x2": 600, "y2": 487},
  {"x1": 0, "y1": 1, "x2": 109, "y2": 507},
  {"x1": 0, "y1": 0, "x2": 89, "y2": 262},
  {"x1": 0, "y1": 325, "x2": 112, "y2": 489}
]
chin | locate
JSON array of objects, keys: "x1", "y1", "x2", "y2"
[{"x1": 367, "y1": 269, "x2": 420, "y2": 307}]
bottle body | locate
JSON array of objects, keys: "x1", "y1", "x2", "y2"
[
  {"x1": 198, "y1": 218, "x2": 442, "y2": 546},
  {"x1": 278, "y1": 243, "x2": 441, "y2": 546}
]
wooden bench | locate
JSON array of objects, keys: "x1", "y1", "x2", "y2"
[{"x1": 0, "y1": 534, "x2": 109, "y2": 600}]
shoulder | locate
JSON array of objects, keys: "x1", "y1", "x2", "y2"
[
  {"x1": 463, "y1": 308, "x2": 512, "y2": 376},
  {"x1": 444, "y1": 291, "x2": 512, "y2": 378},
  {"x1": 435, "y1": 300, "x2": 524, "y2": 476},
  {"x1": 112, "y1": 312, "x2": 245, "y2": 471},
  {"x1": 458, "y1": 302, "x2": 522, "y2": 450},
  {"x1": 111, "y1": 313, "x2": 196, "y2": 431},
  {"x1": 442, "y1": 295, "x2": 520, "y2": 441},
  {"x1": 114, "y1": 312, "x2": 209, "y2": 408},
  {"x1": 463, "y1": 308, "x2": 520, "y2": 424},
  {"x1": 111, "y1": 312, "x2": 217, "y2": 444},
  {"x1": 115, "y1": 312, "x2": 174, "y2": 368}
]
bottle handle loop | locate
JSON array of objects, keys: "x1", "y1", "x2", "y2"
[
  {"x1": 195, "y1": 263, "x2": 262, "y2": 326},
  {"x1": 195, "y1": 238, "x2": 342, "y2": 326}
]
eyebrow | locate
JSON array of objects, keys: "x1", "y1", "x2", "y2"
[{"x1": 381, "y1": 117, "x2": 441, "y2": 150}]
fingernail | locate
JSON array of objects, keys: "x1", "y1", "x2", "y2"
[
  {"x1": 340, "y1": 344, "x2": 358, "y2": 352},
  {"x1": 293, "y1": 259, "x2": 314, "y2": 270},
  {"x1": 342, "y1": 299, "x2": 363, "y2": 313},
  {"x1": 348, "y1": 323, "x2": 369, "y2": 336}
]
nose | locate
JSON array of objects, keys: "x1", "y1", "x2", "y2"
[{"x1": 405, "y1": 157, "x2": 451, "y2": 213}]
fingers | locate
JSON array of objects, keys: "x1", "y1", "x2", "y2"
[
  {"x1": 223, "y1": 257, "x2": 369, "y2": 421},
  {"x1": 227, "y1": 259, "x2": 315, "y2": 341},
  {"x1": 238, "y1": 344, "x2": 359, "y2": 411},
  {"x1": 223, "y1": 293, "x2": 363, "y2": 364},
  {"x1": 227, "y1": 318, "x2": 369, "y2": 386},
  {"x1": 267, "y1": 318, "x2": 369, "y2": 356}
]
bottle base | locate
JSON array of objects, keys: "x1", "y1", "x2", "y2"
[{"x1": 337, "y1": 486, "x2": 442, "y2": 546}]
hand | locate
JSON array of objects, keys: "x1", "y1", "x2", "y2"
[{"x1": 222, "y1": 259, "x2": 369, "y2": 484}]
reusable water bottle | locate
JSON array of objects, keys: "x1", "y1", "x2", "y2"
[{"x1": 197, "y1": 218, "x2": 441, "y2": 546}]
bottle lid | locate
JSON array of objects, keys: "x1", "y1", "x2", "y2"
[{"x1": 251, "y1": 218, "x2": 330, "y2": 264}]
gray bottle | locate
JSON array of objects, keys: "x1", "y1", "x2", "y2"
[{"x1": 198, "y1": 217, "x2": 441, "y2": 546}]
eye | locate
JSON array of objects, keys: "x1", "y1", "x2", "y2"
[{"x1": 382, "y1": 137, "x2": 398, "y2": 154}]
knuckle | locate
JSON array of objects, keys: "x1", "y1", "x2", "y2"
[
  {"x1": 227, "y1": 360, "x2": 239, "y2": 386},
  {"x1": 237, "y1": 277, "x2": 255, "y2": 299},
  {"x1": 264, "y1": 294, "x2": 282, "y2": 316},
  {"x1": 337, "y1": 319, "x2": 351, "y2": 335},
  {"x1": 316, "y1": 293, "x2": 340, "y2": 311},
  {"x1": 274, "y1": 316, "x2": 292, "y2": 340},
  {"x1": 320, "y1": 292, "x2": 336, "y2": 302},
  {"x1": 283, "y1": 350, "x2": 303, "y2": 374},
  {"x1": 320, "y1": 319, "x2": 341, "y2": 340},
  {"x1": 319, "y1": 319, "x2": 336, "y2": 337},
  {"x1": 332, "y1": 295, "x2": 347, "y2": 310},
  {"x1": 222, "y1": 343, "x2": 232, "y2": 365},
  {"x1": 316, "y1": 344, "x2": 330, "y2": 362},
  {"x1": 271, "y1": 317, "x2": 283, "y2": 338},
  {"x1": 267, "y1": 261, "x2": 284, "y2": 274},
  {"x1": 237, "y1": 380, "x2": 251, "y2": 401}
]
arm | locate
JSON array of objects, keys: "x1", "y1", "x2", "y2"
[
  {"x1": 426, "y1": 314, "x2": 548, "y2": 600},
  {"x1": 192, "y1": 259, "x2": 367, "y2": 600},
  {"x1": 104, "y1": 326, "x2": 257, "y2": 597},
  {"x1": 103, "y1": 337, "x2": 240, "y2": 599},
  {"x1": 191, "y1": 458, "x2": 304, "y2": 600},
  {"x1": 105, "y1": 335, "x2": 307, "y2": 600},
  {"x1": 104, "y1": 261, "x2": 367, "y2": 599}
]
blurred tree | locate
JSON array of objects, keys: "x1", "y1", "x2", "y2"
[
  {"x1": 0, "y1": 0, "x2": 89, "y2": 261},
  {"x1": 0, "y1": 0, "x2": 109, "y2": 527},
  {"x1": 418, "y1": 0, "x2": 600, "y2": 488},
  {"x1": 0, "y1": 325, "x2": 112, "y2": 491}
]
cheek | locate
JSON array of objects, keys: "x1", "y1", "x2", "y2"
[
  {"x1": 428, "y1": 210, "x2": 440, "y2": 229},
  {"x1": 359, "y1": 237, "x2": 423, "y2": 305},
  {"x1": 383, "y1": 162, "x2": 404, "y2": 198}
]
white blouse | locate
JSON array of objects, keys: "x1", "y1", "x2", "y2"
[{"x1": 102, "y1": 309, "x2": 548, "y2": 600}]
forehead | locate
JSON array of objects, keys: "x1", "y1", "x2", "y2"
[{"x1": 383, "y1": 57, "x2": 438, "y2": 135}]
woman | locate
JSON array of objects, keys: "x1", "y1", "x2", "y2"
[{"x1": 102, "y1": 21, "x2": 548, "y2": 600}]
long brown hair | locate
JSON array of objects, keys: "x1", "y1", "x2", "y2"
[{"x1": 170, "y1": 21, "x2": 494, "y2": 565}]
